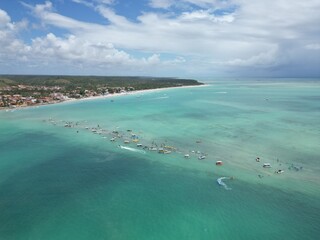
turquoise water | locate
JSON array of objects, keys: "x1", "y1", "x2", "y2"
[{"x1": 0, "y1": 79, "x2": 319, "y2": 239}]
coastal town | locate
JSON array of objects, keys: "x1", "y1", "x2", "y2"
[
  {"x1": 0, "y1": 75, "x2": 203, "y2": 109},
  {"x1": 0, "y1": 84, "x2": 132, "y2": 108}
]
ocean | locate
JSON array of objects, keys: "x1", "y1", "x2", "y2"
[{"x1": 0, "y1": 78, "x2": 319, "y2": 240}]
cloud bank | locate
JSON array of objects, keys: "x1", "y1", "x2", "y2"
[{"x1": 0, "y1": 0, "x2": 319, "y2": 77}]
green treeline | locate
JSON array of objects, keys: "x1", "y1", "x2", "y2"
[{"x1": 0, "y1": 75, "x2": 203, "y2": 91}]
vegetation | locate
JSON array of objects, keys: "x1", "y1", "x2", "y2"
[
  {"x1": 0, "y1": 75, "x2": 203, "y2": 108},
  {"x1": 0, "y1": 75, "x2": 203, "y2": 91}
]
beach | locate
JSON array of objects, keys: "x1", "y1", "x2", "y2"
[
  {"x1": 0, "y1": 84, "x2": 207, "y2": 111},
  {"x1": 0, "y1": 78, "x2": 319, "y2": 240}
]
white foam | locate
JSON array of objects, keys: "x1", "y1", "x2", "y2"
[
  {"x1": 119, "y1": 145, "x2": 146, "y2": 154},
  {"x1": 217, "y1": 177, "x2": 232, "y2": 190}
]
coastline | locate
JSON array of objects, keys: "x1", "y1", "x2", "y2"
[{"x1": 0, "y1": 84, "x2": 208, "y2": 111}]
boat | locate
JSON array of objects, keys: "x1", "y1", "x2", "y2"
[
  {"x1": 164, "y1": 145, "x2": 176, "y2": 150},
  {"x1": 158, "y1": 148, "x2": 164, "y2": 153},
  {"x1": 137, "y1": 143, "x2": 143, "y2": 147},
  {"x1": 198, "y1": 155, "x2": 206, "y2": 160},
  {"x1": 275, "y1": 169, "x2": 284, "y2": 174},
  {"x1": 149, "y1": 147, "x2": 158, "y2": 151},
  {"x1": 110, "y1": 137, "x2": 116, "y2": 142},
  {"x1": 124, "y1": 140, "x2": 130, "y2": 144},
  {"x1": 184, "y1": 154, "x2": 190, "y2": 158},
  {"x1": 216, "y1": 161, "x2": 223, "y2": 166},
  {"x1": 132, "y1": 139, "x2": 139, "y2": 143},
  {"x1": 164, "y1": 150, "x2": 171, "y2": 154},
  {"x1": 263, "y1": 163, "x2": 271, "y2": 168}
]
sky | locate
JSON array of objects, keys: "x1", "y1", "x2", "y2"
[{"x1": 0, "y1": 0, "x2": 319, "y2": 78}]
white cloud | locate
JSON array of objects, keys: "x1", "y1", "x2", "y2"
[
  {"x1": 0, "y1": 9, "x2": 182, "y2": 75},
  {"x1": 71, "y1": 0, "x2": 94, "y2": 8},
  {"x1": 180, "y1": 9, "x2": 234, "y2": 23},
  {"x1": 225, "y1": 47, "x2": 280, "y2": 67},
  {"x1": 149, "y1": 0, "x2": 233, "y2": 9},
  {"x1": 149, "y1": 0, "x2": 173, "y2": 9},
  {"x1": 96, "y1": 6, "x2": 130, "y2": 26},
  {"x1": 0, "y1": 9, "x2": 11, "y2": 27},
  {"x1": 305, "y1": 44, "x2": 320, "y2": 50},
  {"x1": 72, "y1": 0, "x2": 115, "y2": 8},
  {"x1": 1, "y1": 0, "x2": 320, "y2": 76}
]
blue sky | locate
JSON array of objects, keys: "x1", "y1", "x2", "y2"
[{"x1": 0, "y1": 0, "x2": 319, "y2": 77}]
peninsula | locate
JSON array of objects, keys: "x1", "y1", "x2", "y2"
[{"x1": 0, "y1": 75, "x2": 203, "y2": 109}]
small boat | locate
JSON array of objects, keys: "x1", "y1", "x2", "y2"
[
  {"x1": 263, "y1": 163, "x2": 271, "y2": 168},
  {"x1": 275, "y1": 169, "x2": 284, "y2": 174},
  {"x1": 164, "y1": 145, "x2": 175, "y2": 150},
  {"x1": 184, "y1": 154, "x2": 190, "y2": 158},
  {"x1": 158, "y1": 148, "x2": 164, "y2": 153},
  {"x1": 124, "y1": 140, "x2": 130, "y2": 144},
  {"x1": 137, "y1": 143, "x2": 143, "y2": 147},
  {"x1": 110, "y1": 137, "x2": 116, "y2": 142},
  {"x1": 216, "y1": 161, "x2": 223, "y2": 166},
  {"x1": 150, "y1": 147, "x2": 158, "y2": 151},
  {"x1": 164, "y1": 150, "x2": 171, "y2": 154},
  {"x1": 198, "y1": 155, "x2": 206, "y2": 160},
  {"x1": 132, "y1": 139, "x2": 139, "y2": 143}
]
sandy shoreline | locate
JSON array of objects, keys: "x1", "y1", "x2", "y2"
[{"x1": 0, "y1": 84, "x2": 208, "y2": 111}]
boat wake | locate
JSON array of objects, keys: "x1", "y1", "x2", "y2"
[
  {"x1": 217, "y1": 177, "x2": 232, "y2": 190},
  {"x1": 119, "y1": 145, "x2": 146, "y2": 154}
]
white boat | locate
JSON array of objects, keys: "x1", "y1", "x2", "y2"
[
  {"x1": 263, "y1": 163, "x2": 271, "y2": 168},
  {"x1": 184, "y1": 154, "x2": 190, "y2": 158},
  {"x1": 137, "y1": 143, "x2": 143, "y2": 147},
  {"x1": 198, "y1": 155, "x2": 206, "y2": 160}
]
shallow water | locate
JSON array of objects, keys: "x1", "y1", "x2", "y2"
[{"x1": 0, "y1": 79, "x2": 319, "y2": 239}]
